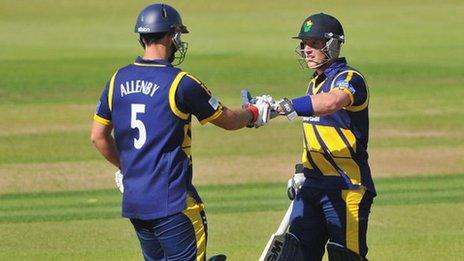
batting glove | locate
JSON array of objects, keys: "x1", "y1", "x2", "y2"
[
  {"x1": 114, "y1": 170, "x2": 124, "y2": 193},
  {"x1": 287, "y1": 166, "x2": 306, "y2": 200},
  {"x1": 250, "y1": 95, "x2": 273, "y2": 127}
]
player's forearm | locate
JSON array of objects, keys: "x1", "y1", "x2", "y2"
[
  {"x1": 92, "y1": 136, "x2": 120, "y2": 168},
  {"x1": 310, "y1": 92, "x2": 350, "y2": 116},
  {"x1": 211, "y1": 106, "x2": 253, "y2": 130},
  {"x1": 290, "y1": 90, "x2": 350, "y2": 117}
]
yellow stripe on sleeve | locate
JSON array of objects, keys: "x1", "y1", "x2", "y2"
[
  {"x1": 345, "y1": 71, "x2": 354, "y2": 81},
  {"x1": 108, "y1": 71, "x2": 118, "y2": 111},
  {"x1": 342, "y1": 189, "x2": 366, "y2": 254},
  {"x1": 169, "y1": 72, "x2": 190, "y2": 120},
  {"x1": 199, "y1": 107, "x2": 223, "y2": 125},
  {"x1": 331, "y1": 70, "x2": 369, "y2": 111},
  {"x1": 332, "y1": 87, "x2": 354, "y2": 106},
  {"x1": 346, "y1": 95, "x2": 369, "y2": 112},
  {"x1": 93, "y1": 114, "x2": 111, "y2": 125}
]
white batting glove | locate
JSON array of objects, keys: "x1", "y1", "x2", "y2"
[
  {"x1": 287, "y1": 173, "x2": 306, "y2": 200},
  {"x1": 114, "y1": 170, "x2": 124, "y2": 193},
  {"x1": 255, "y1": 95, "x2": 275, "y2": 105},
  {"x1": 252, "y1": 96, "x2": 272, "y2": 127}
]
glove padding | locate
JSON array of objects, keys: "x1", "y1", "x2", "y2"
[
  {"x1": 276, "y1": 98, "x2": 298, "y2": 121},
  {"x1": 287, "y1": 172, "x2": 306, "y2": 200},
  {"x1": 252, "y1": 95, "x2": 272, "y2": 127},
  {"x1": 114, "y1": 170, "x2": 124, "y2": 193},
  {"x1": 240, "y1": 89, "x2": 275, "y2": 128}
]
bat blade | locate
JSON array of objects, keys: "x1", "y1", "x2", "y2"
[{"x1": 259, "y1": 233, "x2": 286, "y2": 261}]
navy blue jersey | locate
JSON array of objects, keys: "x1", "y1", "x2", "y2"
[
  {"x1": 301, "y1": 58, "x2": 376, "y2": 194},
  {"x1": 94, "y1": 57, "x2": 223, "y2": 219}
]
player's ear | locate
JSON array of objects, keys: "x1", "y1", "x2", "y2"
[
  {"x1": 163, "y1": 32, "x2": 175, "y2": 44},
  {"x1": 138, "y1": 35, "x2": 146, "y2": 49}
]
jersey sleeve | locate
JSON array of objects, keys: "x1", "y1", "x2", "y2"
[
  {"x1": 331, "y1": 70, "x2": 369, "y2": 112},
  {"x1": 175, "y1": 74, "x2": 223, "y2": 125},
  {"x1": 93, "y1": 82, "x2": 112, "y2": 125}
]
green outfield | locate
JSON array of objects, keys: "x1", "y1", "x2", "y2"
[{"x1": 1, "y1": 0, "x2": 463, "y2": 260}]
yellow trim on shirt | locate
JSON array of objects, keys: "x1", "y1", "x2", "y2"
[
  {"x1": 314, "y1": 125, "x2": 361, "y2": 183},
  {"x1": 340, "y1": 128, "x2": 357, "y2": 151},
  {"x1": 303, "y1": 123, "x2": 339, "y2": 176},
  {"x1": 315, "y1": 125, "x2": 351, "y2": 158},
  {"x1": 312, "y1": 77, "x2": 326, "y2": 95},
  {"x1": 199, "y1": 107, "x2": 223, "y2": 125},
  {"x1": 331, "y1": 70, "x2": 369, "y2": 112},
  {"x1": 332, "y1": 87, "x2": 354, "y2": 106},
  {"x1": 169, "y1": 72, "x2": 190, "y2": 120},
  {"x1": 346, "y1": 95, "x2": 369, "y2": 112},
  {"x1": 182, "y1": 123, "x2": 192, "y2": 160},
  {"x1": 186, "y1": 74, "x2": 212, "y2": 95},
  {"x1": 108, "y1": 71, "x2": 118, "y2": 111},
  {"x1": 93, "y1": 114, "x2": 111, "y2": 125},
  {"x1": 345, "y1": 71, "x2": 354, "y2": 81}
]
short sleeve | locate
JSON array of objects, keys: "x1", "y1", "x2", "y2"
[
  {"x1": 93, "y1": 82, "x2": 112, "y2": 125},
  {"x1": 331, "y1": 70, "x2": 369, "y2": 112},
  {"x1": 175, "y1": 74, "x2": 223, "y2": 125}
]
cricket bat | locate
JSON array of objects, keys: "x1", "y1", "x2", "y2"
[{"x1": 258, "y1": 201, "x2": 294, "y2": 261}]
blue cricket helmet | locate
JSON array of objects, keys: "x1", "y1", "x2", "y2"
[
  {"x1": 293, "y1": 13, "x2": 345, "y2": 68},
  {"x1": 293, "y1": 13, "x2": 344, "y2": 43},
  {"x1": 134, "y1": 3, "x2": 188, "y2": 34}
]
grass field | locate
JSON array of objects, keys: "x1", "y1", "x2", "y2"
[{"x1": 1, "y1": 0, "x2": 463, "y2": 260}]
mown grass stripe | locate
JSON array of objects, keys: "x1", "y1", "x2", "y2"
[{"x1": 1, "y1": 174, "x2": 463, "y2": 223}]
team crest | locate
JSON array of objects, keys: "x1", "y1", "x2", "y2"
[{"x1": 303, "y1": 20, "x2": 313, "y2": 32}]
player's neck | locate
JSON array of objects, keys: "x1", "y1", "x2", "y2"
[{"x1": 143, "y1": 44, "x2": 170, "y2": 61}]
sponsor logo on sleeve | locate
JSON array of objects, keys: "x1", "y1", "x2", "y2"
[
  {"x1": 335, "y1": 80, "x2": 356, "y2": 94},
  {"x1": 208, "y1": 96, "x2": 220, "y2": 110}
]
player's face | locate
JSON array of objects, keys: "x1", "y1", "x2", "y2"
[{"x1": 301, "y1": 38, "x2": 326, "y2": 69}]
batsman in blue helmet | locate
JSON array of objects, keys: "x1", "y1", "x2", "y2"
[
  {"x1": 90, "y1": 3, "x2": 271, "y2": 261},
  {"x1": 256, "y1": 13, "x2": 376, "y2": 261}
]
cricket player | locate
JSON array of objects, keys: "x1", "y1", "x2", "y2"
[
  {"x1": 90, "y1": 3, "x2": 270, "y2": 261},
  {"x1": 263, "y1": 13, "x2": 376, "y2": 260}
]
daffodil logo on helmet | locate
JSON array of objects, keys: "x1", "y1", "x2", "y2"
[{"x1": 303, "y1": 20, "x2": 313, "y2": 32}]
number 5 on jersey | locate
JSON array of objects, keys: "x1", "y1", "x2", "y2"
[{"x1": 131, "y1": 104, "x2": 146, "y2": 149}]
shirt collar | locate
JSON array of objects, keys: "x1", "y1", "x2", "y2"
[
  {"x1": 312, "y1": 57, "x2": 347, "y2": 78},
  {"x1": 134, "y1": 56, "x2": 173, "y2": 67},
  {"x1": 324, "y1": 57, "x2": 347, "y2": 75}
]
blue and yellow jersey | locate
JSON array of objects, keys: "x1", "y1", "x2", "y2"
[
  {"x1": 94, "y1": 57, "x2": 223, "y2": 219},
  {"x1": 301, "y1": 58, "x2": 376, "y2": 194}
]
